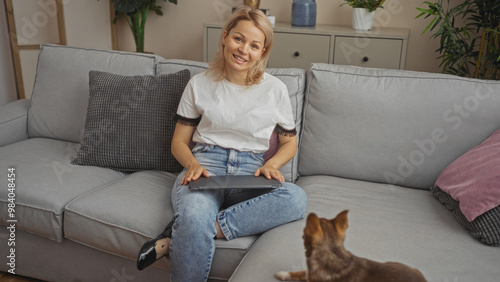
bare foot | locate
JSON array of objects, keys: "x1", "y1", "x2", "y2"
[{"x1": 154, "y1": 237, "x2": 171, "y2": 259}]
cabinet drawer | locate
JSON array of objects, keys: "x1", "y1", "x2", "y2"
[
  {"x1": 333, "y1": 36, "x2": 403, "y2": 69},
  {"x1": 268, "y1": 32, "x2": 330, "y2": 69}
]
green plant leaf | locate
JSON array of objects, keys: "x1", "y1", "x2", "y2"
[
  {"x1": 340, "y1": 0, "x2": 385, "y2": 11},
  {"x1": 421, "y1": 17, "x2": 438, "y2": 35},
  {"x1": 109, "y1": 0, "x2": 179, "y2": 53},
  {"x1": 416, "y1": 0, "x2": 500, "y2": 79}
]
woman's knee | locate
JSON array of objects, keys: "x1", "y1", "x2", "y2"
[
  {"x1": 281, "y1": 183, "x2": 308, "y2": 218},
  {"x1": 176, "y1": 190, "x2": 222, "y2": 223}
]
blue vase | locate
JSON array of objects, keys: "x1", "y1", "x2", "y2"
[{"x1": 292, "y1": 0, "x2": 317, "y2": 27}]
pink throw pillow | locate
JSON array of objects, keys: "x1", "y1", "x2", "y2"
[
  {"x1": 435, "y1": 129, "x2": 500, "y2": 221},
  {"x1": 264, "y1": 131, "x2": 279, "y2": 163}
]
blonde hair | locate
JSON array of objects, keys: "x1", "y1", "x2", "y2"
[{"x1": 208, "y1": 6, "x2": 273, "y2": 86}]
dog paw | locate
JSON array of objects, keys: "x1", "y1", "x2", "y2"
[{"x1": 275, "y1": 271, "x2": 291, "y2": 281}]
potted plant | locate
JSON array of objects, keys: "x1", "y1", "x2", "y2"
[
  {"x1": 341, "y1": 0, "x2": 385, "y2": 30},
  {"x1": 110, "y1": 0, "x2": 178, "y2": 53},
  {"x1": 416, "y1": 0, "x2": 499, "y2": 79}
]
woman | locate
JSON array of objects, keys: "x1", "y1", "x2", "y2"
[{"x1": 137, "y1": 7, "x2": 307, "y2": 281}]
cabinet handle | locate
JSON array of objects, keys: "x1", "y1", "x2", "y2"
[
  {"x1": 294, "y1": 51, "x2": 300, "y2": 57},
  {"x1": 363, "y1": 56, "x2": 369, "y2": 62}
]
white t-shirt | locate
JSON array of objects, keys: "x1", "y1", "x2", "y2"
[{"x1": 176, "y1": 71, "x2": 296, "y2": 153}]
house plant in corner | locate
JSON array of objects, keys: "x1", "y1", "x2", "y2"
[
  {"x1": 110, "y1": 0, "x2": 178, "y2": 53},
  {"x1": 416, "y1": 0, "x2": 500, "y2": 79},
  {"x1": 341, "y1": 0, "x2": 385, "y2": 31}
]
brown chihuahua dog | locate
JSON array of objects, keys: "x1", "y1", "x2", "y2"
[{"x1": 275, "y1": 210, "x2": 427, "y2": 282}]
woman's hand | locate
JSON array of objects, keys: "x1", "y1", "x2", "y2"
[
  {"x1": 255, "y1": 165, "x2": 285, "y2": 182},
  {"x1": 181, "y1": 160, "x2": 209, "y2": 185},
  {"x1": 254, "y1": 133, "x2": 297, "y2": 183},
  {"x1": 172, "y1": 123, "x2": 210, "y2": 185}
]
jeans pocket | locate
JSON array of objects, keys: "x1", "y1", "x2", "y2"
[
  {"x1": 191, "y1": 143, "x2": 210, "y2": 154},
  {"x1": 249, "y1": 152, "x2": 265, "y2": 164}
]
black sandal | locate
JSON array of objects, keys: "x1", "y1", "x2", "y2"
[{"x1": 136, "y1": 220, "x2": 174, "y2": 271}]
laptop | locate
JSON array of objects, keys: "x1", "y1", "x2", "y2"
[{"x1": 188, "y1": 175, "x2": 282, "y2": 190}]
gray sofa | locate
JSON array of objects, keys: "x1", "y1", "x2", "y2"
[{"x1": 1, "y1": 44, "x2": 499, "y2": 282}]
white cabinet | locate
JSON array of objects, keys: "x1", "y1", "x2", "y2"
[
  {"x1": 205, "y1": 27, "x2": 222, "y2": 63},
  {"x1": 333, "y1": 36, "x2": 404, "y2": 69},
  {"x1": 269, "y1": 32, "x2": 330, "y2": 69},
  {"x1": 203, "y1": 23, "x2": 409, "y2": 70}
]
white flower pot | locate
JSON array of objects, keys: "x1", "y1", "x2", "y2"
[{"x1": 352, "y1": 8, "x2": 375, "y2": 31}]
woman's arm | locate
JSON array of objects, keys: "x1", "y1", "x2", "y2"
[
  {"x1": 255, "y1": 134, "x2": 297, "y2": 182},
  {"x1": 171, "y1": 123, "x2": 209, "y2": 185}
]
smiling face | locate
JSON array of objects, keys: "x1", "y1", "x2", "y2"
[{"x1": 222, "y1": 20, "x2": 266, "y2": 85}]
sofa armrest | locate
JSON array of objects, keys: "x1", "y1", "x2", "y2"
[{"x1": 0, "y1": 99, "x2": 30, "y2": 147}]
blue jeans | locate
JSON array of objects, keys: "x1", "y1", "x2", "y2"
[{"x1": 169, "y1": 143, "x2": 307, "y2": 282}]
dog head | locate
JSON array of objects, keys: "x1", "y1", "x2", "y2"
[{"x1": 303, "y1": 210, "x2": 349, "y2": 257}]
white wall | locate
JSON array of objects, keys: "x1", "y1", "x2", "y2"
[
  {"x1": 63, "y1": 0, "x2": 112, "y2": 50},
  {"x1": 1, "y1": 0, "x2": 446, "y2": 104},
  {"x1": 0, "y1": 2, "x2": 18, "y2": 105},
  {"x1": 116, "y1": 0, "x2": 442, "y2": 73},
  {"x1": 3, "y1": 0, "x2": 112, "y2": 100}
]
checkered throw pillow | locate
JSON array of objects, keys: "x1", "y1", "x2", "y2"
[{"x1": 72, "y1": 69, "x2": 190, "y2": 172}]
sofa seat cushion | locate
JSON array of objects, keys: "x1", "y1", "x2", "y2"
[
  {"x1": 0, "y1": 138, "x2": 124, "y2": 242},
  {"x1": 64, "y1": 170, "x2": 258, "y2": 280},
  {"x1": 64, "y1": 171, "x2": 177, "y2": 261},
  {"x1": 229, "y1": 176, "x2": 500, "y2": 282}
]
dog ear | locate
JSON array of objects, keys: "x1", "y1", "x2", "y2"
[
  {"x1": 304, "y1": 213, "x2": 324, "y2": 244},
  {"x1": 333, "y1": 210, "x2": 349, "y2": 237}
]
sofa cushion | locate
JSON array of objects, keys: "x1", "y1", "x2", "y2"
[
  {"x1": 64, "y1": 170, "x2": 258, "y2": 280},
  {"x1": 266, "y1": 68, "x2": 306, "y2": 182},
  {"x1": 299, "y1": 64, "x2": 500, "y2": 189},
  {"x1": 0, "y1": 138, "x2": 124, "y2": 242},
  {"x1": 72, "y1": 69, "x2": 190, "y2": 172},
  {"x1": 230, "y1": 175, "x2": 500, "y2": 282},
  {"x1": 0, "y1": 99, "x2": 30, "y2": 147},
  {"x1": 28, "y1": 44, "x2": 160, "y2": 143},
  {"x1": 157, "y1": 59, "x2": 306, "y2": 182},
  {"x1": 64, "y1": 171, "x2": 177, "y2": 260},
  {"x1": 156, "y1": 59, "x2": 209, "y2": 77}
]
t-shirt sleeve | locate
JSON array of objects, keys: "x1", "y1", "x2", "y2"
[
  {"x1": 175, "y1": 79, "x2": 201, "y2": 126},
  {"x1": 275, "y1": 86, "x2": 297, "y2": 136}
]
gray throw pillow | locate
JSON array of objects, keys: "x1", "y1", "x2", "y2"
[{"x1": 72, "y1": 69, "x2": 190, "y2": 172}]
